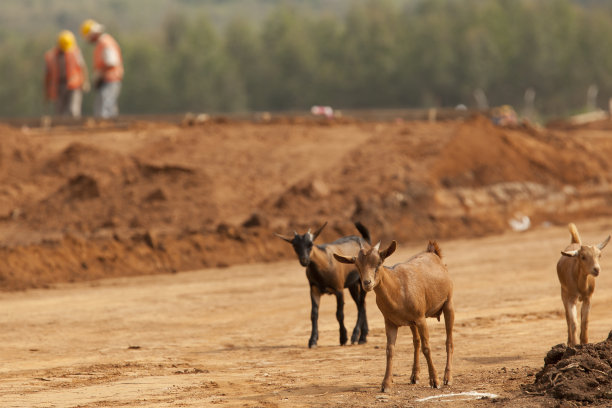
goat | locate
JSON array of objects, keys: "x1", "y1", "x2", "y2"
[
  {"x1": 557, "y1": 223, "x2": 610, "y2": 346},
  {"x1": 275, "y1": 221, "x2": 371, "y2": 348},
  {"x1": 335, "y1": 240, "x2": 454, "y2": 392}
]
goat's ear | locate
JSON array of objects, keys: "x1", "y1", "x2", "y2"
[
  {"x1": 561, "y1": 249, "x2": 579, "y2": 257},
  {"x1": 597, "y1": 235, "x2": 611, "y2": 250},
  {"x1": 312, "y1": 221, "x2": 328, "y2": 241},
  {"x1": 274, "y1": 233, "x2": 293, "y2": 244},
  {"x1": 334, "y1": 253, "x2": 356, "y2": 264},
  {"x1": 380, "y1": 240, "x2": 397, "y2": 261}
]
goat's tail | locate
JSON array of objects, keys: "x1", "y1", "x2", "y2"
[
  {"x1": 427, "y1": 240, "x2": 443, "y2": 259},
  {"x1": 354, "y1": 221, "x2": 372, "y2": 245},
  {"x1": 568, "y1": 223, "x2": 581, "y2": 245}
]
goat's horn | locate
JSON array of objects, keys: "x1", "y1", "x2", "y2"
[
  {"x1": 373, "y1": 241, "x2": 381, "y2": 251},
  {"x1": 597, "y1": 235, "x2": 611, "y2": 250},
  {"x1": 312, "y1": 221, "x2": 328, "y2": 240},
  {"x1": 275, "y1": 233, "x2": 294, "y2": 243}
]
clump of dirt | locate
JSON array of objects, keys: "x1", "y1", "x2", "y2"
[
  {"x1": 63, "y1": 174, "x2": 101, "y2": 200},
  {"x1": 524, "y1": 331, "x2": 612, "y2": 403}
]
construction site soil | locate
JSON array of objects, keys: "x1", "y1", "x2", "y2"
[
  {"x1": 525, "y1": 331, "x2": 612, "y2": 403},
  {"x1": 2, "y1": 114, "x2": 612, "y2": 407},
  {"x1": 2, "y1": 114, "x2": 612, "y2": 291}
]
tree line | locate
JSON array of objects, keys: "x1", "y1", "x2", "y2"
[{"x1": 2, "y1": 0, "x2": 612, "y2": 119}]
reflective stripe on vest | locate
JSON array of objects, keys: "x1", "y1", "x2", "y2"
[{"x1": 94, "y1": 34, "x2": 124, "y2": 82}]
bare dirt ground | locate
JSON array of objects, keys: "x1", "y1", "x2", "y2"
[
  {"x1": 2, "y1": 115, "x2": 612, "y2": 406},
  {"x1": 3, "y1": 115, "x2": 612, "y2": 290},
  {"x1": 1, "y1": 218, "x2": 612, "y2": 407}
]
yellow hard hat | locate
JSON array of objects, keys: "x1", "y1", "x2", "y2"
[
  {"x1": 57, "y1": 30, "x2": 76, "y2": 52},
  {"x1": 81, "y1": 19, "x2": 102, "y2": 38}
]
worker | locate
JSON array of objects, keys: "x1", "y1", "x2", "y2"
[
  {"x1": 44, "y1": 30, "x2": 89, "y2": 117},
  {"x1": 80, "y1": 19, "x2": 124, "y2": 118}
]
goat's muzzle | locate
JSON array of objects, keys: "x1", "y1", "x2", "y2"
[
  {"x1": 592, "y1": 267, "x2": 600, "y2": 277},
  {"x1": 362, "y1": 280, "x2": 374, "y2": 292},
  {"x1": 299, "y1": 258, "x2": 310, "y2": 267}
]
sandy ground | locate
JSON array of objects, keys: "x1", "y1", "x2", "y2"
[{"x1": 1, "y1": 218, "x2": 612, "y2": 407}]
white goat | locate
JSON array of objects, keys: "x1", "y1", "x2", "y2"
[
  {"x1": 335, "y1": 240, "x2": 454, "y2": 392},
  {"x1": 557, "y1": 223, "x2": 610, "y2": 346}
]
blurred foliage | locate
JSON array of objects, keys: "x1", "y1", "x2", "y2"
[{"x1": 3, "y1": 0, "x2": 612, "y2": 117}]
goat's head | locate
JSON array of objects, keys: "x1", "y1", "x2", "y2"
[
  {"x1": 275, "y1": 222, "x2": 327, "y2": 267},
  {"x1": 562, "y1": 235, "x2": 611, "y2": 277},
  {"x1": 334, "y1": 240, "x2": 397, "y2": 291}
]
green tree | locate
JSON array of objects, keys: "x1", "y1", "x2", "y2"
[
  {"x1": 259, "y1": 5, "x2": 319, "y2": 110},
  {"x1": 167, "y1": 14, "x2": 246, "y2": 112},
  {"x1": 224, "y1": 17, "x2": 265, "y2": 110}
]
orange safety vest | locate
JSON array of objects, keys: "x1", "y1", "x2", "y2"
[
  {"x1": 44, "y1": 47, "x2": 85, "y2": 100},
  {"x1": 94, "y1": 33, "x2": 124, "y2": 82}
]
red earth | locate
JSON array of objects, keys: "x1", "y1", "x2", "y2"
[
  {"x1": 2, "y1": 115, "x2": 612, "y2": 291},
  {"x1": 2, "y1": 115, "x2": 612, "y2": 407}
]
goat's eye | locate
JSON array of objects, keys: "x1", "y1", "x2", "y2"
[{"x1": 580, "y1": 255, "x2": 586, "y2": 260}]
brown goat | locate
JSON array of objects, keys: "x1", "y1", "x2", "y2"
[
  {"x1": 557, "y1": 223, "x2": 610, "y2": 346},
  {"x1": 335, "y1": 240, "x2": 454, "y2": 392}
]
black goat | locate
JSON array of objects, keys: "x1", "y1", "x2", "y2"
[{"x1": 276, "y1": 222, "x2": 371, "y2": 348}]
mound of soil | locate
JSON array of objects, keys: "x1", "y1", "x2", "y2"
[
  {"x1": 525, "y1": 331, "x2": 612, "y2": 403},
  {"x1": 3, "y1": 116, "x2": 612, "y2": 290},
  {"x1": 430, "y1": 115, "x2": 607, "y2": 188}
]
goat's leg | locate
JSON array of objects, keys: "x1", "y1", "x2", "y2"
[
  {"x1": 381, "y1": 319, "x2": 398, "y2": 393},
  {"x1": 580, "y1": 297, "x2": 591, "y2": 344},
  {"x1": 309, "y1": 286, "x2": 321, "y2": 348},
  {"x1": 408, "y1": 324, "x2": 420, "y2": 384},
  {"x1": 442, "y1": 299, "x2": 454, "y2": 385},
  {"x1": 358, "y1": 285, "x2": 368, "y2": 344},
  {"x1": 335, "y1": 291, "x2": 348, "y2": 345},
  {"x1": 416, "y1": 318, "x2": 439, "y2": 388},
  {"x1": 348, "y1": 283, "x2": 367, "y2": 344},
  {"x1": 563, "y1": 296, "x2": 579, "y2": 346}
]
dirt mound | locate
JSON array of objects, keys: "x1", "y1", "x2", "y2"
[
  {"x1": 525, "y1": 331, "x2": 612, "y2": 403},
  {"x1": 16, "y1": 138, "x2": 216, "y2": 235},
  {"x1": 430, "y1": 115, "x2": 607, "y2": 188},
  {"x1": 3, "y1": 117, "x2": 612, "y2": 290},
  {"x1": 264, "y1": 116, "x2": 612, "y2": 244}
]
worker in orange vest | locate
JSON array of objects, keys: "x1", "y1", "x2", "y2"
[
  {"x1": 80, "y1": 19, "x2": 124, "y2": 118},
  {"x1": 44, "y1": 30, "x2": 90, "y2": 117}
]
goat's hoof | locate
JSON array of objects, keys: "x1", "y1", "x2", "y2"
[
  {"x1": 429, "y1": 379, "x2": 440, "y2": 389},
  {"x1": 358, "y1": 338, "x2": 367, "y2": 345},
  {"x1": 443, "y1": 374, "x2": 452, "y2": 386},
  {"x1": 410, "y1": 376, "x2": 419, "y2": 384},
  {"x1": 308, "y1": 340, "x2": 317, "y2": 348},
  {"x1": 381, "y1": 384, "x2": 391, "y2": 393}
]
